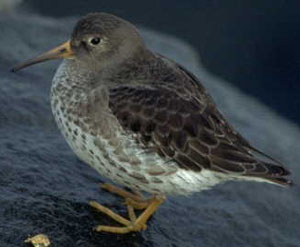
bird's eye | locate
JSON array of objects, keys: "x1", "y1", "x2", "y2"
[{"x1": 89, "y1": 37, "x2": 101, "y2": 46}]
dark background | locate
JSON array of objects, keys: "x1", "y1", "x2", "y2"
[{"x1": 23, "y1": 0, "x2": 300, "y2": 126}]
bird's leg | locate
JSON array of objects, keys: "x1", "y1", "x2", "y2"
[
  {"x1": 127, "y1": 204, "x2": 137, "y2": 222},
  {"x1": 101, "y1": 183, "x2": 153, "y2": 209},
  {"x1": 101, "y1": 183, "x2": 145, "y2": 202},
  {"x1": 89, "y1": 201, "x2": 132, "y2": 227},
  {"x1": 125, "y1": 197, "x2": 152, "y2": 210},
  {"x1": 132, "y1": 189, "x2": 144, "y2": 199},
  {"x1": 90, "y1": 183, "x2": 165, "y2": 233},
  {"x1": 91, "y1": 195, "x2": 165, "y2": 234}
]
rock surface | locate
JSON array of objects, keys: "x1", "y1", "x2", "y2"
[
  {"x1": 0, "y1": 0, "x2": 22, "y2": 11},
  {"x1": 0, "y1": 11, "x2": 299, "y2": 247}
]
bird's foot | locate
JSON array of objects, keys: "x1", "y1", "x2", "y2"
[{"x1": 90, "y1": 187, "x2": 165, "y2": 234}]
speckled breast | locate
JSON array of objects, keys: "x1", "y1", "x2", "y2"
[{"x1": 49, "y1": 61, "x2": 226, "y2": 195}]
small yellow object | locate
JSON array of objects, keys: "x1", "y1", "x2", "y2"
[{"x1": 24, "y1": 234, "x2": 51, "y2": 247}]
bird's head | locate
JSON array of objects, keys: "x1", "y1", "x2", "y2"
[{"x1": 12, "y1": 13, "x2": 144, "y2": 72}]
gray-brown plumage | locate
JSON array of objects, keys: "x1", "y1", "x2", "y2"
[
  {"x1": 13, "y1": 12, "x2": 292, "y2": 196},
  {"x1": 108, "y1": 62, "x2": 291, "y2": 185}
]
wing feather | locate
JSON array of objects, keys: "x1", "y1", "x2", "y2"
[{"x1": 108, "y1": 62, "x2": 292, "y2": 185}]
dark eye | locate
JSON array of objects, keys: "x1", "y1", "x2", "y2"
[{"x1": 89, "y1": 37, "x2": 101, "y2": 45}]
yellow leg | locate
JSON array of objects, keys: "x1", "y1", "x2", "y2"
[
  {"x1": 91, "y1": 196, "x2": 165, "y2": 234},
  {"x1": 94, "y1": 225, "x2": 137, "y2": 234},
  {"x1": 133, "y1": 196, "x2": 165, "y2": 227},
  {"x1": 125, "y1": 197, "x2": 152, "y2": 210},
  {"x1": 127, "y1": 204, "x2": 137, "y2": 222},
  {"x1": 101, "y1": 183, "x2": 152, "y2": 210},
  {"x1": 101, "y1": 183, "x2": 144, "y2": 202},
  {"x1": 89, "y1": 201, "x2": 131, "y2": 226}
]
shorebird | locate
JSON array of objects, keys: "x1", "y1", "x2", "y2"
[{"x1": 12, "y1": 12, "x2": 292, "y2": 234}]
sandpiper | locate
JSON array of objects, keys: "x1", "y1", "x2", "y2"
[{"x1": 12, "y1": 12, "x2": 292, "y2": 234}]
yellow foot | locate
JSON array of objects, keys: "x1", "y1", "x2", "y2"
[{"x1": 90, "y1": 195, "x2": 165, "y2": 234}]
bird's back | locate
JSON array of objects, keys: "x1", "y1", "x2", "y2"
[{"x1": 107, "y1": 52, "x2": 292, "y2": 187}]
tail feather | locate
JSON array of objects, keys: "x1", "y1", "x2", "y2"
[
  {"x1": 264, "y1": 162, "x2": 293, "y2": 185},
  {"x1": 247, "y1": 161, "x2": 293, "y2": 186},
  {"x1": 244, "y1": 146, "x2": 293, "y2": 186},
  {"x1": 264, "y1": 162, "x2": 291, "y2": 176},
  {"x1": 266, "y1": 176, "x2": 293, "y2": 186}
]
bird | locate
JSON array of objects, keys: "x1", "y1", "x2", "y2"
[{"x1": 12, "y1": 12, "x2": 292, "y2": 234}]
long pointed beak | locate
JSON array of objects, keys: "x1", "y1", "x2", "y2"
[{"x1": 11, "y1": 41, "x2": 74, "y2": 72}]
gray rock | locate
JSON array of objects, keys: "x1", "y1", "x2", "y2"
[
  {"x1": 0, "y1": 11, "x2": 299, "y2": 247},
  {"x1": 0, "y1": 0, "x2": 22, "y2": 11}
]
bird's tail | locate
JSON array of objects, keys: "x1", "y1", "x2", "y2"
[
  {"x1": 246, "y1": 161, "x2": 293, "y2": 186},
  {"x1": 247, "y1": 147, "x2": 293, "y2": 186}
]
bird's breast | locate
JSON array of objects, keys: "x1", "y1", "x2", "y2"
[{"x1": 49, "y1": 61, "x2": 228, "y2": 196}]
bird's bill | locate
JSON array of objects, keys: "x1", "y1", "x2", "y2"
[{"x1": 11, "y1": 41, "x2": 74, "y2": 72}]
